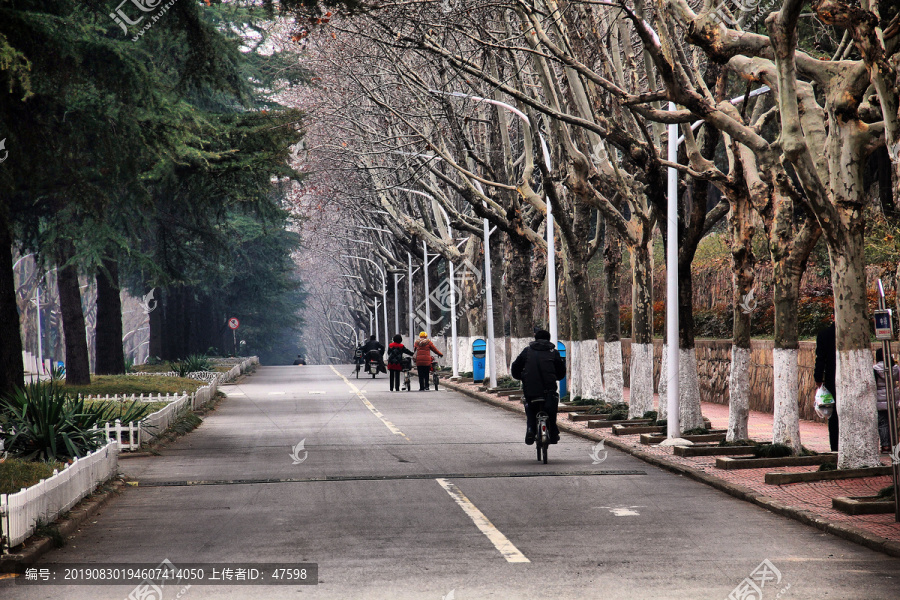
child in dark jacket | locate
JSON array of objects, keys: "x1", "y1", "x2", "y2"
[{"x1": 387, "y1": 334, "x2": 414, "y2": 391}]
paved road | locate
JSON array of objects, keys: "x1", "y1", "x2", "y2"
[{"x1": 4, "y1": 365, "x2": 900, "y2": 599}]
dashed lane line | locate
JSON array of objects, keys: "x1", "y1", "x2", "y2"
[
  {"x1": 436, "y1": 478, "x2": 530, "y2": 563},
  {"x1": 329, "y1": 365, "x2": 409, "y2": 440}
]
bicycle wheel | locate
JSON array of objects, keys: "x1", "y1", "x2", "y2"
[
  {"x1": 542, "y1": 435, "x2": 549, "y2": 464},
  {"x1": 536, "y1": 439, "x2": 542, "y2": 461},
  {"x1": 433, "y1": 371, "x2": 440, "y2": 391},
  {"x1": 355, "y1": 364, "x2": 360, "y2": 379}
]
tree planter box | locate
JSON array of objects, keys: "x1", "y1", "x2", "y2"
[
  {"x1": 557, "y1": 405, "x2": 582, "y2": 413},
  {"x1": 640, "y1": 431, "x2": 726, "y2": 445},
  {"x1": 832, "y1": 496, "x2": 896, "y2": 515},
  {"x1": 716, "y1": 453, "x2": 837, "y2": 470},
  {"x1": 587, "y1": 419, "x2": 652, "y2": 430},
  {"x1": 568, "y1": 412, "x2": 609, "y2": 421},
  {"x1": 495, "y1": 388, "x2": 522, "y2": 397},
  {"x1": 455, "y1": 377, "x2": 474, "y2": 383},
  {"x1": 765, "y1": 465, "x2": 894, "y2": 485},
  {"x1": 610, "y1": 423, "x2": 662, "y2": 435},
  {"x1": 674, "y1": 444, "x2": 757, "y2": 457}
]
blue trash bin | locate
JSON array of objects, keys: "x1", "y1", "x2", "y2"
[
  {"x1": 472, "y1": 338, "x2": 487, "y2": 382},
  {"x1": 557, "y1": 342, "x2": 567, "y2": 399}
]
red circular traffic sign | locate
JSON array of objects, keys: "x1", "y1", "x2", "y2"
[{"x1": 228, "y1": 317, "x2": 240, "y2": 330}]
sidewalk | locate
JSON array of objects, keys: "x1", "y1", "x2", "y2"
[{"x1": 443, "y1": 380, "x2": 900, "y2": 557}]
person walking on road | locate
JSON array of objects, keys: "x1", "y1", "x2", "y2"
[
  {"x1": 387, "y1": 334, "x2": 414, "y2": 392},
  {"x1": 814, "y1": 321, "x2": 839, "y2": 451},
  {"x1": 511, "y1": 329, "x2": 566, "y2": 445},
  {"x1": 414, "y1": 332, "x2": 442, "y2": 391},
  {"x1": 874, "y1": 348, "x2": 899, "y2": 453}
]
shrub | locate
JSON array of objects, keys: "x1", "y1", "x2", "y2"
[
  {"x1": 642, "y1": 411, "x2": 658, "y2": 421},
  {"x1": 753, "y1": 443, "x2": 794, "y2": 458},
  {"x1": 607, "y1": 408, "x2": 628, "y2": 421},
  {"x1": 0, "y1": 383, "x2": 153, "y2": 461},
  {"x1": 683, "y1": 426, "x2": 709, "y2": 436},
  {"x1": 573, "y1": 396, "x2": 602, "y2": 406}
]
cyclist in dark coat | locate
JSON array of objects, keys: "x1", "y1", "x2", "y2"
[{"x1": 511, "y1": 329, "x2": 566, "y2": 445}]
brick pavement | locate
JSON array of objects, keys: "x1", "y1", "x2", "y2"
[{"x1": 444, "y1": 380, "x2": 900, "y2": 556}]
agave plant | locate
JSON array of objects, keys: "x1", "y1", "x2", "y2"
[
  {"x1": 0, "y1": 383, "x2": 152, "y2": 461},
  {"x1": 170, "y1": 354, "x2": 211, "y2": 376},
  {"x1": 182, "y1": 354, "x2": 211, "y2": 373}
]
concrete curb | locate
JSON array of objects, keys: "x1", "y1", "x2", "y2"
[
  {"x1": 443, "y1": 380, "x2": 900, "y2": 559},
  {"x1": 1, "y1": 480, "x2": 126, "y2": 573}
]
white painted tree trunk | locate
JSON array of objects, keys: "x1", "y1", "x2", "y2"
[
  {"x1": 459, "y1": 336, "x2": 473, "y2": 374},
  {"x1": 727, "y1": 345, "x2": 751, "y2": 441},
  {"x1": 771, "y1": 348, "x2": 801, "y2": 454},
  {"x1": 657, "y1": 343, "x2": 668, "y2": 420},
  {"x1": 603, "y1": 340, "x2": 624, "y2": 404},
  {"x1": 566, "y1": 340, "x2": 580, "y2": 398},
  {"x1": 580, "y1": 338, "x2": 604, "y2": 399},
  {"x1": 837, "y1": 348, "x2": 882, "y2": 469},
  {"x1": 494, "y1": 336, "x2": 509, "y2": 378},
  {"x1": 679, "y1": 348, "x2": 704, "y2": 431},
  {"x1": 629, "y1": 343, "x2": 654, "y2": 417}
]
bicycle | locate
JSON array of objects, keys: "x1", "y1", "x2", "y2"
[
  {"x1": 401, "y1": 357, "x2": 413, "y2": 391},
  {"x1": 528, "y1": 399, "x2": 550, "y2": 464},
  {"x1": 431, "y1": 357, "x2": 440, "y2": 391},
  {"x1": 353, "y1": 348, "x2": 363, "y2": 379}
]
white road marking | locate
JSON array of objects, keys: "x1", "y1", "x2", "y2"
[
  {"x1": 330, "y1": 366, "x2": 408, "y2": 440},
  {"x1": 268, "y1": 392, "x2": 285, "y2": 396},
  {"x1": 595, "y1": 505, "x2": 644, "y2": 516},
  {"x1": 436, "y1": 479, "x2": 529, "y2": 563},
  {"x1": 308, "y1": 391, "x2": 325, "y2": 395},
  {"x1": 226, "y1": 392, "x2": 245, "y2": 396}
]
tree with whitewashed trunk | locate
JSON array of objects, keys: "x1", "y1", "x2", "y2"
[{"x1": 649, "y1": 0, "x2": 887, "y2": 466}]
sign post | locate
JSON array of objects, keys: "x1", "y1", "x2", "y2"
[
  {"x1": 875, "y1": 280, "x2": 899, "y2": 522},
  {"x1": 228, "y1": 317, "x2": 240, "y2": 356}
]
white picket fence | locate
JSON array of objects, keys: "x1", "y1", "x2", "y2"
[
  {"x1": 87, "y1": 356, "x2": 256, "y2": 450},
  {"x1": 1, "y1": 441, "x2": 119, "y2": 549},
  {"x1": 0, "y1": 357, "x2": 258, "y2": 551},
  {"x1": 78, "y1": 391, "x2": 185, "y2": 403}
]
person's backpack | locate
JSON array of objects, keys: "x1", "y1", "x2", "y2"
[{"x1": 388, "y1": 345, "x2": 404, "y2": 365}]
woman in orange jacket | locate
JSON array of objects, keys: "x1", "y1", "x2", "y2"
[{"x1": 414, "y1": 332, "x2": 443, "y2": 391}]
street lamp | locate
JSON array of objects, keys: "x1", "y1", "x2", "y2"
[
  {"x1": 329, "y1": 320, "x2": 359, "y2": 347},
  {"x1": 429, "y1": 89, "x2": 558, "y2": 350},
  {"x1": 395, "y1": 152, "x2": 498, "y2": 387},
  {"x1": 664, "y1": 89, "x2": 769, "y2": 440},
  {"x1": 666, "y1": 102, "x2": 680, "y2": 440},
  {"x1": 342, "y1": 254, "x2": 389, "y2": 344},
  {"x1": 399, "y1": 187, "x2": 459, "y2": 378}
]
